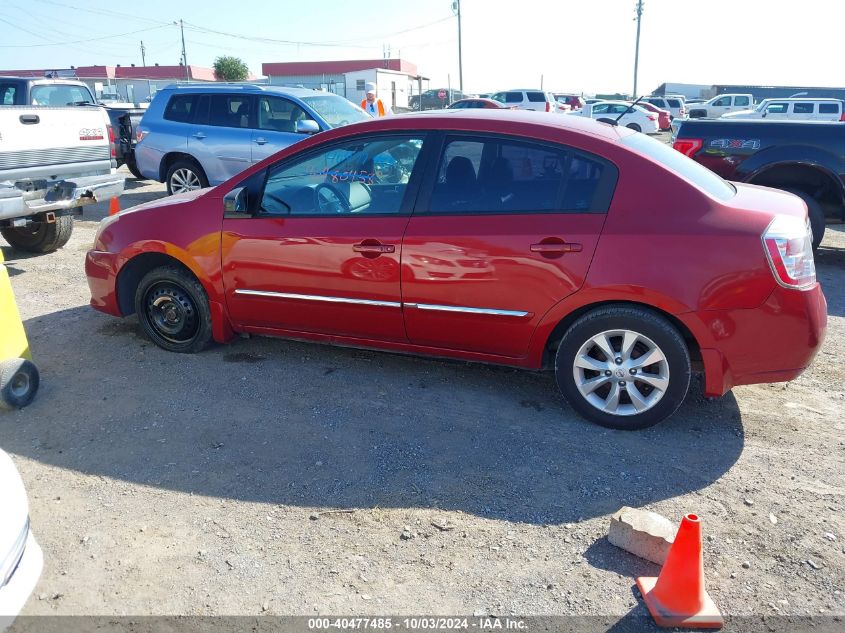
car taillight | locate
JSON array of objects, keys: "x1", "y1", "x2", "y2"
[
  {"x1": 647, "y1": 114, "x2": 657, "y2": 120},
  {"x1": 840, "y1": 111, "x2": 845, "y2": 122},
  {"x1": 763, "y1": 215, "x2": 816, "y2": 289},
  {"x1": 136, "y1": 127, "x2": 148, "y2": 143},
  {"x1": 546, "y1": 102, "x2": 551, "y2": 112},
  {"x1": 107, "y1": 124, "x2": 116, "y2": 158},
  {"x1": 672, "y1": 138, "x2": 703, "y2": 157}
]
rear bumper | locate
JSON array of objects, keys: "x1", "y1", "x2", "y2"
[
  {"x1": 0, "y1": 173, "x2": 125, "y2": 221},
  {"x1": 685, "y1": 284, "x2": 827, "y2": 397},
  {"x1": 86, "y1": 249, "x2": 122, "y2": 316},
  {"x1": 0, "y1": 532, "x2": 43, "y2": 630}
]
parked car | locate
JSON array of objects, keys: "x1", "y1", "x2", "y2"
[
  {"x1": 0, "y1": 448, "x2": 42, "y2": 633},
  {"x1": 721, "y1": 98, "x2": 845, "y2": 121},
  {"x1": 636, "y1": 101, "x2": 672, "y2": 131},
  {"x1": 490, "y1": 89, "x2": 559, "y2": 113},
  {"x1": 643, "y1": 96, "x2": 687, "y2": 120},
  {"x1": 686, "y1": 93, "x2": 753, "y2": 119},
  {"x1": 86, "y1": 110, "x2": 826, "y2": 430},
  {"x1": 448, "y1": 98, "x2": 512, "y2": 110},
  {"x1": 409, "y1": 89, "x2": 466, "y2": 110},
  {"x1": 134, "y1": 84, "x2": 371, "y2": 194},
  {"x1": 0, "y1": 90, "x2": 125, "y2": 254},
  {"x1": 554, "y1": 94, "x2": 585, "y2": 111},
  {"x1": 573, "y1": 101, "x2": 659, "y2": 133},
  {"x1": 673, "y1": 118, "x2": 845, "y2": 249}
]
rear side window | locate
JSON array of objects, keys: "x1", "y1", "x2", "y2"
[
  {"x1": 735, "y1": 96, "x2": 750, "y2": 106},
  {"x1": 622, "y1": 133, "x2": 735, "y2": 201},
  {"x1": 208, "y1": 95, "x2": 252, "y2": 128},
  {"x1": 793, "y1": 103, "x2": 814, "y2": 114},
  {"x1": 819, "y1": 103, "x2": 840, "y2": 114},
  {"x1": 0, "y1": 83, "x2": 17, "y2": 105},
  {"x1": 667, "y1": 99, "x2": 682, "y2": 108},
  {"x1": 427, "y1": 135, "x2": 617, "y2": 214},
  {"x1": 164, "y1": 94, "x2": 196, "y2": 123},
  {"x1": 505, "y1": 92, "x2": 522, "y2": 104},
  {"x1": 527, "y1": 91, "x2": 546, "y2": 102}
]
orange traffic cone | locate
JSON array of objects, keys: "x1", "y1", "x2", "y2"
[
  {"x1": 636, "y1": 513, "x2": 724, "y2": 629},
  {"x1": 108, "y1": 197, "x2": 120, "y2": 216}
]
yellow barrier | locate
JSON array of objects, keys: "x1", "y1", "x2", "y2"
[{"x1": 0, "y1": 249, "x2": 39, "y2": 409}]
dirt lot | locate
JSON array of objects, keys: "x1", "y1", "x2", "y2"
[{"x1": 1, "y1": 163, "x2": 844, "y2": 629}]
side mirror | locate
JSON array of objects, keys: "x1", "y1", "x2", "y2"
[
  {"x1": 762, "y1": 111, "x2": 768, "y2": 118},
  {"x1": 296, "y1": 119, "x2": 320, "y2": 135},
  {"x1": 223, "y1": 186, "x2": 249, "y2": 218}
]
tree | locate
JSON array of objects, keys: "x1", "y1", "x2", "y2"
[{"x1": 213, "y1": 56, "x2": 249, "y2": 82}]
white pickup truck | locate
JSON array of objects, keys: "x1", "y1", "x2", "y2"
[
  {"x1": 686, "y1": 94, "x2": 754, "y2": 119},
  {"x1": 0, "y1": 102, "x2": 124, "y2": 253}
]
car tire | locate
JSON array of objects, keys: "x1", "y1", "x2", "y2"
[
  {"x1": 124, "y1": 154, "x2": 144, "y2": 180},
  {"x1": 626, "y1": 123, "x2": 642, "y2": 132},
  {"x1": 134, "y1": 265, "x2": 213, "y2": 353},
  {"x1": 0, "y1": 358, "x2": 39, "y2": 410},
  {"x1": 554, "y1": 306, "x2": 691, "y2": 430},
  {"x1": 165, "y1": 159, "x2": 208, "y2": 195},
  {"x1": 785, "y1": 189, "x2": 825, "y2": 251},
  {"x1": 689, "y1": 109, "x2": 706, "y2": 119},
  {"x1": 0, "y1": 215, "x2": 74, "y2": 253}
]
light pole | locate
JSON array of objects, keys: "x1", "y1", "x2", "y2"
[
  {"x1": 633, "y1": 0, "x2": 644, "y2": 97},
  {"x1": 452, "y1": 0, "x2": 463, "y2": 93},
  {"x1": 174, "y1": 20, "x2": 188, "y2": 81}
]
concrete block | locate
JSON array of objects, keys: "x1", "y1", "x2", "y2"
[{"x1": 607, "y1": 506, "x2": 676, "y2": 565}]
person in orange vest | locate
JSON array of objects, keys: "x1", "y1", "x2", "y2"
[{"x1": 361, "y1": 85, "x2": 390, "y2": 117}]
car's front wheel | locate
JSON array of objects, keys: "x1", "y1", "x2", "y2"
[
  {"x1": 555, "y1": 306, "x2": 691, "y2": 430},
  {"x1": 134, "y1": 265, "x2": 213, "y2": 353},
  {"x1": 626, "y1": 123, "x2": 642, "y2": 132}
]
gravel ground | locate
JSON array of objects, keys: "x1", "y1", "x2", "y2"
[{"x1": 1, "y1": 161, "x2": 843, "y2": 629}]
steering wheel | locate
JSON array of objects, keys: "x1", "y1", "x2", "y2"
[{"x1": 314, "y1": 183, "x2": 350, "y2": 214}]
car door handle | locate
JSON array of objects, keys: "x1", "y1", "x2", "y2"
[
  {"x1": 353, "y1": 241, "x2": 395, "y2": 255},
  {"x1": 254, "y1": 137, "x2": 267, "y2": 145},
  {"x1": 19, "y1": 114, "x2": 40, "y2": 124},
  {"x1": 192, "y1": 132, "x2": 207, "y2": 139},
  {"x1": 530, "y1": 241, "x2": 582, "y2": 255}
]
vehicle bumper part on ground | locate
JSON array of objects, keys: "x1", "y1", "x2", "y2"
[{"x1": 0, "y1": 173, "x2": 125, "y2": 221}]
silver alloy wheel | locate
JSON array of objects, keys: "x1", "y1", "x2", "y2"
[
  {"x1": 572, "y1": 329, "x2": 670, "y2": 416},
  {"x1": 170, "y1": 168, "x2": 201, "y2": 193}
]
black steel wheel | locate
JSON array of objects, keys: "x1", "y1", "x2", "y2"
[{"x1": 134, "y1": 266, "x2": 212, "y2": 353}]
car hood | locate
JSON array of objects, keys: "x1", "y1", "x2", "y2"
[
  {"x1": 721, "y1": 110, "x2": 756, "y2": 119},
  {"x1": 0, "y1": 448, "x2": 29, "y2": 558}
]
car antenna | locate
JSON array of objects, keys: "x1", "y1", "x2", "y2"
[{"x1": 616, "y1": 95, "x2": 645, "y2": 125}]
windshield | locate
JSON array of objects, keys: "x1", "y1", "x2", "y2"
[
  {"x1": 301, "y1": 95, "x2": 370, "y2": 128},
  {"x1": 621, "y1": 133, "x2": 736, "y2": 201},
  {"x1": 31, "y1": 84, "x2": 95, "y2": 106},
  {"x1": 754, "y1": 100, "x2": 770, "y2": 112}
]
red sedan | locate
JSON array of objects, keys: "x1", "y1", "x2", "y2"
[
  {"x1": 448, "y1": 98, "x2": 513, "y2": 109},
  {"x1": 86, "y1": 111, "x2": 826, "y2": 430},
  {"x1": 637, "y1": 101, "x2": 672, "y2": 131}
]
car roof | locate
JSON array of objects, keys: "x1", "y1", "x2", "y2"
[
  {"x1": 157, "y1": 83, "x2": 331, "y2": 98},
  {"x1": 322, "y1": 108, "x2": 636, "y2": 142}
]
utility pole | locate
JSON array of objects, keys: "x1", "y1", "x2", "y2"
[
  {"x1": 452, "y1": 0, "x2": 463, "y2": 92},
  {"x1": 140, "y1": 40, "x2": 146, "y2": 66},
  {"x1": 633, "y1": 0, "x2": 644, "y2": 97},
  {"x1": 178, "y1": 19, "x2": 188, "y2": 80}
]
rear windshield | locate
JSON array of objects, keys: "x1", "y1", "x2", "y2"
[
  {"x1": 666, "y1": 99, "x2": 682, "y2": 108},
  {"x1": 621, "y1": 133, "x2": 735, "y2": 201},
  {"x1": 30, "y1": 84, "x2": 95, "y2": 106},
  {"x1": 527, "y1": 91, "x2": 546, "y2": 102}
]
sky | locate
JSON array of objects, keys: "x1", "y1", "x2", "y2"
[{"x1": 1, "y1": 0, "x2": 843, "y2": 95}]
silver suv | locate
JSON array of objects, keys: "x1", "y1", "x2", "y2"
[
  {"x1": 490, "y1": 89, "x2": 559, "y2": 113},
  {"x1": 135, "y1": 84, "x2": 370, "y2": 194}
]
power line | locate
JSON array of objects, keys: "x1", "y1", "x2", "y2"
[
  {"x1": 0, "y1": 21, "x2": 168, "y2": 48},
  {"x1": 31, "y1": 0, "x2": 171, "y2": 26}
]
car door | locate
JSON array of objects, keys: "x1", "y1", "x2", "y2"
[
  {"x1": 252, "y1": 95, "x2": 321, "y2": 162},
  {"x1": 709, "y1": 96, "x2": 732, "y2": 118},
  {"x1": 790, "y1": 102, "x2": 815, "y2": 120},
  {"x1": 732, "y1": 95, "x2": 751, "y2": 113},
  {"x1": 188, "y1": 93, "x2": 254, "y2": 185},
  {"x1": 400, "y1": 134, "x2": 617, "y2": 358},
  {"x1": 221, "y1": 132, "x2": 430, "y2": 341}
]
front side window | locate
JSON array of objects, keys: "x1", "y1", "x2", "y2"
[
  {"x1": 208, "y1": 95, "x2": 252, "y2": 128},
  {"x1": 504, "y1": 92, "x2": 522, "y2": 104},
  {"x1": 259, "y1": 135, "x2": 425, "y2": 216},
  {"x1": 258, "y1": 96, "x2": 315, "y2": 132},
  {"x1": 0, "y1": 84, "x2": 16, "y2": 105},
  {"x1": 713, "y1": 97, "x2": 730, "y2": 107},
  {"x1": 31, "y1": 84, "x2": 94, "y2": 106},
  {"x1": 164, "y1": 94, "x2": 196, "y2": 123},
  {"x1": 793, "y1": 102, "x2": 814, "y2": 114},
  {"x1": 427, "y1": 136, "x2": 615, "y2": 214},
  {"x1": 766, "y1": 103, "x2": 789, "y2": 114}
]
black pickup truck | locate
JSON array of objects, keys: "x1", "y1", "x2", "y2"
[
  {"x1": 673, "y1": 119, "x2": 845, "y2": 249},
  {"x1": 0, "y1": 76, "x2": 146, "y2": 177}
]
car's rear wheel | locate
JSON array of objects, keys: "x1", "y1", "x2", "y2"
[
  {"x1": 555, "y1": 306, "x2": 691, "y2": 430},
  {"x1": 124, "y1": 154, "x2": 144, "y2": 180},
  {"x1": 166, "y1": 159, "x2": 208, "y2": 195},
  {"x1": 134, "y1": 265, "x2": 213, "y2": 353},
  {"x1": 626, "y1": 123, "x2": 642, "y2": 132},
  {"x1": 1, "y1": 215, "x2": 73, "y2": 253}
]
